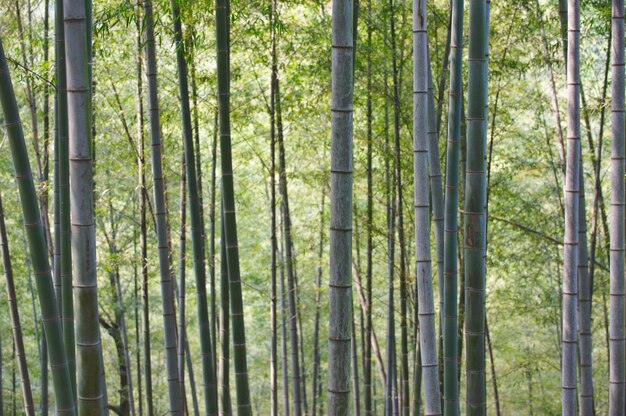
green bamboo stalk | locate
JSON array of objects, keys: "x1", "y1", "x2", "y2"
[
  {"x1": 443, "y1": 0, "x2": 463, "y2": 414},
  {"x1": 132, "y1": 205, "x2": 143, "y2": 416},
  {"x1": 135, "y1": 7, "x2": 154, "y2": 414},
  {"x1": 208, "y1": 110, "x2": 219, "y2": 407},
  {"x1": 364, "y1": 0, "x2": 373, "y2": 414},
  {"x1": 609, "y1": 0, "x2": 625, "y2": 414},
  {"x1": 351, "y1": 307, "x2": 361, "y2": 416},
  {"x1": 63, "y1": 0, "x2": 104, "y2": 411},
  {"x1": 55, "y1": 0, "x2": 76, "y2": 400},
  {"x1": 215, "y1": 0, "x2": 252, "y2": 413},
  {"x1": 142, "y1": 0, "x2": 184, "y2": 413},
  {"x1": 562, "y1": 0, "x2": 580, "y2": 413},
  {"x1": 279, "y1": 232, "x2": 291, "y2": 416},
  {"x1": 558, "y1": 0, "x2": 568, "y2": 66},
  {"x1": 53, "y1": 142, "x2": 60, "y2": 416},
  {"x1": 387, "y1": 1, "x2": 409, "y2": 411},
  {"x1": 0, "y1": 34, "x2": 76, "y2": 416},
  {"x1": 0, "y1": 192, "x2": 35, "y2": 416},
  {"x1": 312, "y1": 187, "x2": 326, "y2": 416},
  {"x1": 385, "y1": 160, "x2": 397, "y2": 416},
  {"x1": 464, "y1": 0, "x2": 488, "y2": 414},
  {"x1": 413, "y1": 1, "x2": 441, "y2": 414},
  {"x1": 580, "y1": 17, "x2": 608, "y2": 416},
  {"x1": 44, "y1": 13, "x2": 53, "y2": 407},
  {"x1": 219, "y1": 218, "x2": 232, "y2": 415},
  {"x1": 185, "y1": 316, "x2": 201, "y2": 416},
  {"x1": 328, "y1": 0, "x2": 354, "y2": 414},
  {"x1": 172, "y1": 208, "x2": 202, "y2": 416},
  {"x1": 20, "y1": 215, "x2": 41, "y2": 410},
  {"x1": 269, "y1": 1, "x2": 279, "y2": 412},
  {"x1": 577, "y1": 162, "x2": 593, "y2": 415},
  {"x1": 14, "y1": 1, "x2": 47, "y2": 231},
  {"x1": 178, "y1": 153, "x2": 188, "y2": 412},
  {"x1": 426, "y1": 35, "x2": 445, "y2": 356},
  {"x1": 276, "y1": 66, "x2": 304, "y2": 416},
  {"x1": 104, "y1": 201, "x2": 136, "y2": 416},
  {"x1": 170, "y1": 0, "x2": 218, "y2": 413},
  {"x1": 381, "y1": 72, "x2": 396, "y2": 416},
  {"x1": 189, "y1": 29, "x2": 216, "y2": 377},
  {"x1": 43, "y1": 0, "x2": 51, "y2": 229}
]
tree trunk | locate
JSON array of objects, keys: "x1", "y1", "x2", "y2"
[
  {"x1": 562, "y1": 0, "x2": 581, "y2": 413},
  {"x1": 385, "y1": 118, "x2": 397, "y2": 416},
  {"x1": 173, "y1": 0, "x2": 220, "y2": 411},
  {"x1": 209, "y1": 111, "x2": 219, "y2": 390},
  {"x1": 101, "y1": 204, "x2": 134, "y2": 416},
  {"x1": 328, "y1": 1, "x2": 354, "y2": 414},
  {"x1": 270, "y1": 4, "x2": 279, "y2": 412},
  {"x1": 0, "y1": 35, "x2": 76, "y2": 416},
  {"x1": 275, "y1": 74, "x2": 303, "y2": 416},
  {"x1": 215, "y1": 1, "x2": 252, "y2": 412},
  {"x1": 312, "y1": 187, "x2": 326, "y2": 416},
  {"x1": 413, "y1": 1, "x2": 442, "y2": 414},
  {"x1": 351, "y1": 309, "x2": 361, "y2": 416},
  {"x1": 387, "y1": 1, "x2": 409, "y2": 412},
  {"x1": 55, "y1": 0, "x2": 77, "y2": 401},
  {"x1": 138, "y1": 4, "x2": 153, "y2": 411},
  {"x1": 279, "y1": 236, "x2": 291, "y2": 416},
  {"x1": 609, "y1": 0, "x2": 625, "y2": 413},
  {"x1": 464, "y1": 0, "x2": 489, "y2": 413},
  {"x1": 178, "y1": 154, "x2": 188, "y2": 411},
  {"x1": 364, "y1": 0, "x2": 374, "y2": 414},
  {"x1": 219, "y1": 219, "x2": 232, "y2": 415},
  {"x1": 443, "y1": 0, "x2": 463, "y2": 414},
  {"x1": 63, "y1": 0, "x2": 103, "y2": 410},
  {"x1": 485, "y1": 320, "x2": 500, "y2": 416},
  {"x1": 0, "y1": 192, "x2": 35, "y2": 416},
  {"x1": 577, "y1": 167, "x2": 593, "y2": 416}
]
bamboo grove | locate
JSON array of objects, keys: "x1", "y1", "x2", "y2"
[{"x1": 0, "y1": 0, "x2": 624, "y2": 414}]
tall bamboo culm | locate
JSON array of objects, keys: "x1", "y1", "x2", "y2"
[
  {"x1": 609, "y1": 0, "x2": 625, "y2": 414},
  {"x1": 0, "y1": 35, "x2": 76, "y2": 416},
  {"x1": 328, "y1": 0, "x2": 354, "y2": 414},
  {"x1": 270, "y1": 0, "x2": 279, "y2": 412},
  {"x1": 364, "y1": 0, "x2": 374, "y2": 414},
  {"x1": 216, "y1": 0, "x2": 252, "y2": 413},
  {"x1": 63, "y1": 0, "x2": 103, "y2": 412},
  {"x1": 0, "y1": 192, "x2": 35, "y2": 416},
  {"x1": 577, "y1": 165, "x2": 593, "y2": 416},
  {"x1": 426, "y1": 32, "x2": 445, "y2": 357},
  {"x1": 142, "y1": 0, "x2": 184, "y2": 413},
  {"x1": 562, "y1": 0, "x2": 580, "y2": 414},
  {"x1": 170, "y1": 7, "x2": 219, "y2": 412},
  {"x1": 55, "y1": 0, "x2": 76, "y2": 401},
  {"x1": 443, "y1": 0, "x2": 463, "y2": 414},
  {"x1": 219, "y1": 219, "x2": 232, "y2": 415},
  {"x1": 413, "y1": 0, "x2": 441, "y2": 414},
  {"x1": 276, "y1": 69, "x2": 304, "y2": 416},
  {"x1": 137, "y1": 6, "x2": 154, "y2": 413},
  {"x1": 464, "y1": 0, "x2": 488, "y2": 413}
]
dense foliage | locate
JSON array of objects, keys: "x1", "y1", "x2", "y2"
[{"x1": 0, "y1": 0, "x2": 619, "y2": 414}]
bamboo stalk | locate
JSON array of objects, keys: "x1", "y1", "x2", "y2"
[
  {"x1": 464, "y1": 0, "x2": 489, "y2": 413},
  {"x1": 562, "y1": 0, "x2": 581, "y2": 413},
  {"x1": 609, "y1": 0, "x2": 625, "y2": 414},
  {"x1": 328, "y1": 0, "x2": 354, "y2": 414},
  {"x1": 215, "y1": 0, "x2": 252, "y2": 412},
  {"x1": 143, "y1": 0, "x2": 184, "y2": 412},
  {"x1": 0, "y1": 34, "x2": 76, "y2": 416}
]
